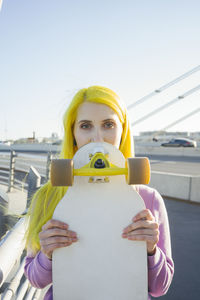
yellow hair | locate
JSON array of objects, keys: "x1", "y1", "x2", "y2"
[{"x1": 25, "y1": 85, "x2": 134, "y2": 254}]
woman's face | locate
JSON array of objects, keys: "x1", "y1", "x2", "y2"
[{"x1": 73, "y1": 102, "x2": 123, "y2": 149}]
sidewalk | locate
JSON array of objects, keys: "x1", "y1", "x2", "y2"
[
  {"x1": 0, "y1": 184, "x2": 27, "y2": 215},
  {"x1": 152, "y1": 197, "x2": 200, "y2": 300}
]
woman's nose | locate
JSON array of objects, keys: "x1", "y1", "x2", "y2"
[{"x1": 90, "y1": 130, "x2": 104, "y2": 143}]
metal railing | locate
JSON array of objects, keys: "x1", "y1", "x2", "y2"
[
  {"x1": 0, "y1": 152, "x2": 11, "y2": 188},
  {"x1": 0, "y1": 151, "x2": 56, "y2": 299},
  {"x1": 0, "y1": 217, "x2": 48, "y2": 299},
  {"x1": 0, "y1": 218, "x2": 27, "y2": 288},
  {"x1": 0, "y1": 151, "x2": 55, "y2": 193}
]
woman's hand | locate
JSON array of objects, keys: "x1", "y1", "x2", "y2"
[
  {"x1": 39, "y1": 219, "x2": 78, "y2": 260},
  {"x1": 122, "y1": 209, "x2": 159, "y2": 256}
]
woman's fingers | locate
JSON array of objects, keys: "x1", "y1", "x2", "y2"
[
  {"x1": 123, "y1": 219, "x2": 158, "y2": 234},
  {"x1": 126, "y1": 233, "x2": 159, "y2": 244},
  {"x1": 42, "y1": 219, "x2": 69, "y2": 231},
  {"x1": 40, "y1": 233, "x2": 78, "y2": 259},
  {"x1": 41, "y1": 235, "x2": 78, "y2": 246},
  {"x1": 39, "y1": 227, "x2": 77, "y2": 240},
  {"x1": 39, "y1": 219, "x2": 78, "y2": 259},
  {"x1": 122, "y1": 209, "x2": 159, "y2": 255},
  {"x1": 132, "y1": 209, "x2": 154, "y2": 222},
  {"x1": 41, "y1": 241, "x2": 73, "y2": 258},
  {"x1": 39, "y1": 219, "x2": 77, "y2": 240},
  {"x1": 123, "y1": 228, "x2": 159, "y2": 237}
]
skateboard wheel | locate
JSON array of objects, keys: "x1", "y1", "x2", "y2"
[
  {"x1": 126, "y1": 157, "x2": 150, "y2": 185},
  {"x1": 51, "y1": 159, "x2": 74, "y2": 186}
]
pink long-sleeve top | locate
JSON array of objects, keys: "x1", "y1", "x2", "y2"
[{"x1": 24, "y1": 185, "x2": 174, "y2": 299}]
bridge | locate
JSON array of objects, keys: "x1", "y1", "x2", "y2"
[{"x1": 0, "y1": 66, "x2": 200, "y2": 299}]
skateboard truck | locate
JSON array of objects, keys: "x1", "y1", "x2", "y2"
[
  {"x1": 94, "y1": 159, "x2": 105, "y2": 169},
  {"x1": 85, "y1": 152, "x2": 110, "y2": 184},
  {"x1": 50, "y1": 151, "x2": 150, "y2": 187}
]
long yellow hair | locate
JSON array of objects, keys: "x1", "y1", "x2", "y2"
[{"x1": 25, "y1": 85, "x2": 134, "y2": 254}]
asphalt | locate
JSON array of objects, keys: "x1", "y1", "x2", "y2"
[
  {"x1": 138, "y1": 154, "x2": 200, "y2": 176},
  {"x1": 152, "y1": 197, "x2": 200, "y2": 300}
]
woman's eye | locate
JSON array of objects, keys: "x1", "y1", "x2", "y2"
[
  {"x1": 104, "y1": 122, "x2": 115, "y2": 128},
  {"x1": 80, "y1": 123, "x2": 91, "y2": 129}
]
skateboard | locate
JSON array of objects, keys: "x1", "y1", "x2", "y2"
[{"x1": 51, "y1": 142, "x2": 150, "y2": 300}]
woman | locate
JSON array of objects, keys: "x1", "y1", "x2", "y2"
[{"x1": 24, "y1": 86, "x2": 174, "y2": 299}]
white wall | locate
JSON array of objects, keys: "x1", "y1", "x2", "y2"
[
  {"x1": 150, "y1": 171, "x2": 200, "y2": 203},
  {"x1": 135, "y1": 145, "x2": 200, "y2": 157}
]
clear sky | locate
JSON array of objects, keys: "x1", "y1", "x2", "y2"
[{"x1": 0, "y1": 0, "x2": 200, "y2": 141}]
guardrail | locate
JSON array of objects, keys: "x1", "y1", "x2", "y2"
[
  {"x1": 0, "y1": 217, "x2": 46, "y2": 299},
  {"x1": 0, "y1": 151, "x2": 54, "y2": 193},
  {"x1": 0, "y1": 152, "x2": 11, "y2": 188},
  {"x1": 0, "y1": 152, "x2": 55, "y2": 299}
]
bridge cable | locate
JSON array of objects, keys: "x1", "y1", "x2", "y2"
[
  {"x1": 128, "y1": 65, "x2": 200, "y2": 110},
  {"x1": 131, "y1": 84, "x2": 200, "y2": 127}
]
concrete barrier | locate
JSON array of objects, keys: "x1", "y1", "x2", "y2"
[
  {"x1": 135, "y1": 145, "x2": 200, "y2": 157},
  {"x1": 150, "y1": 171, "x2": 200, "y2": 203},
  {"x1": 190, "y1": 177, "x2": 200, "y2": 203}
]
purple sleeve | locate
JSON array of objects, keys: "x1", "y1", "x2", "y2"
[
  {"x1": 137, "y1": 185, "x2": 174, "y2": 297},
  {"x1": 24, "y1": 251, "x2": 52, "y2": 289}
]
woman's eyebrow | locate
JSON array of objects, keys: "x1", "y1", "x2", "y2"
[
  {"x1": 78, "y1": 120, "x2": 92, "y2": 124},
  {"x1": 102, "y1": 118, "x2": 115, "y2": 121},
  {"x1": 78, "y1": 118, "x2": 116, "y2": 124}
]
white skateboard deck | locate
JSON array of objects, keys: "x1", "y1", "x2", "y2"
[{"x1": 53, "y1": 142, "x2": 148, "y2": 300}]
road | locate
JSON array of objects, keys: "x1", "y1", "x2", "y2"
[
  {"x1": 152, "y1": 197, "x2": 200, "y2": 300},
  {"x1": 137, "y1": 154, "x2": 200, "y2": 176}
]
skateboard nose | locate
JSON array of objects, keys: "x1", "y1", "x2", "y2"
[{"x1": 94, "y1": 159, "x2": 106, "y2": 169}]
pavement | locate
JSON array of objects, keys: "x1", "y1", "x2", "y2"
[
  {"x1": 152, "y1": 197, "x2": 200, "y2": 300},
  {"x1": 0, "y1": 184, "x2": 27, "y2": 215}
]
